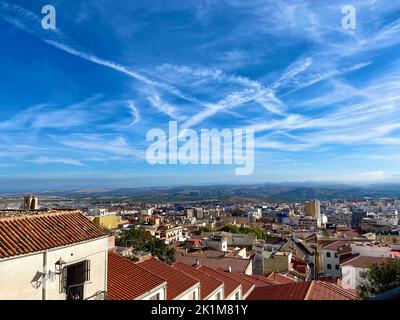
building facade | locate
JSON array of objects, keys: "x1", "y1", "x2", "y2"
[{"x1": 0, "y1": 210, "x2": 108, "y2": 300}]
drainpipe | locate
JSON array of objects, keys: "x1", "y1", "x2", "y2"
[
  {"x1": 42, "y1": 250, "x2": 48, "y2": 300},
  {"x1": 104, "y1": 247, "x2": 108, "y2": 300}
]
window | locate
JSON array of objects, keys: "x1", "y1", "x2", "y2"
[
  {"x1": 149, "y1": 293, "x2": 160, "y2": 300},
  {"x1": 335, "y1": 265, "x2": 339, "y2": 270},
  {"x1": 61, "y1": 260, "x2": 90, "y2": 300},
  {"x1": 327, "y1": 264, "x2": 332, "y2": 269},
  {"x1": 335, "y1": 253, "x2": 338, "y2": 258},
  {"x1": 326, "y1": 252, "x2": 331, "y2": 258}
]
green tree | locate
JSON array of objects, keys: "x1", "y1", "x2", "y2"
[
  {"x1": 239, "y1": 226, "x2": 266, "y2": 240},
  {"x1": 358, "y1": 258, "x2": 400, "y2": 299},
  {"x1": 118, "y1": 227, "x2": 176, "y2": 264},
  {"x1": 220, "y1": 224, "x2": 240, "y2": 233},
  {"x1": 192, "y1": 226, "x2": 211, "y2": 235},
  {"x1": 219, "y1": 224, "x2": 266, "y2": 240}
]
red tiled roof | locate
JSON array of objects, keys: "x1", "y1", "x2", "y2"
[
  {"x1": 107, "y1": 252, "x2": 166, "y2": 300},
  {"x1": 215, "y1": 268, "x2": 255, "y2": 297},
  {"x1": 198, "y1": 265, "x2": 241, "y2": 298},
  {"x1": 185, "y1": 238, "x2": 202, "y2": 247},
  {"x1": 339, "y1": 253, "x2": 359, "y2": 264},
  {"x1": 390, "y1": 250, "x2": 400, "y2": 258},
  {"x1": 136, "y1": 257, "x2": 199, "y2": 300},
  {"x1": 181, "y1": 249, "x2": 226, "y2": 258},
  {"x1": 322, "y1": 241, "x2": 350, "y2": 251},
  {"x1": 190, "y1": 235, "x2": 205, "y2": 240},
  {"x1": 318, "y1": 276, "x2": 342, "y2": 285},
  {"x1": 0, "y1": 210, "x2": 105, "y2": 258},
  {"x1": 232, "y1": 272, "x2": 279, "y2": 287},
  {"x1": 340, "y1": 255, "x2": 392, "y2": 268},
  {"x1": 306, "y1": 282, "x2": 359, "y2": 300},
  {"x1": 172, "y1": 261, "x2": 223, "y2": 300},
  {"x1": 337, "y1": 244, "x2": 352, "y2": 254},
  {"x1": 265, "y1": 272, "x2": 297, "y2": 284},
  {"x1": 175, "y1": 254, "x2": 251, "y2": 273},
  {"x1": 246, "y1": 281, "x2": 358, "y2": 300},
  {"x1": 341, "y1": 230, "x2": 363, "y2": 238},
  {"x1": 247, "y1": 281, "x2": 310, "y2": 300}
]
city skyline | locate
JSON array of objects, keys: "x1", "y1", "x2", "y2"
[{"x1": 1, "y1": 0, "x2": 400, "y2": 187}]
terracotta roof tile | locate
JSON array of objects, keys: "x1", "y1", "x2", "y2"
[
  {"x1": 107, "y1": 252, "x2": 166, "y2": 300},
  {"x1": 232, "y1": 272, "x2": 279, "y2": 287},
  {"x1": 0, "y1": 210, "x2": 105, "y2": 258},
  {"x1": 340, "y1": 255, "x2": 392, "y2": 268},
  {"x1": 306, "y1": 281, "x2": 359, "y2": 300},
  {"x1": 247, "y1": 281, "x2": 310, "y2": 300},
  {"x1": 198, "y1": 265, "x2": 241, "y2": 299},
  {"x1": 246, "y1": 281, "x2": 359, "y2": 300},
  {"x1": 136, "y1": 257, "x2": 199, "y2": 300},
  {"x1": 265, "y1": 272, "x2": 297, "y2": 284},
  {"x1": 322, "y1": 241, "x2": 350, "y2": 251},
  {"x1": 172, "y1": 261, "x2": 223, "y2": 300},
  {"x1": 175, "y1": 254, "x2": 251, "y2": 273},
  {"x1": 215, "y1": 268, "x2": 255, "y2": 297},
  {"x1": 339, "y1": 253, "x2": 360, "y2": 264}
]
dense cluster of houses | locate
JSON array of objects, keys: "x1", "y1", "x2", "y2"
[{"x1": 0, "y1": 209, "x2": 364, "y2": 300}]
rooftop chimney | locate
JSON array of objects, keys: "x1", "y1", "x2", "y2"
[{"x1": 228, "y1": 266, "x2": 232, "y2": 272}]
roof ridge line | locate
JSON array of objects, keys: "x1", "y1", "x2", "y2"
[
  {"x1": 171, "y1": 264, "x2": 202, "y2": 284},
  {"x1": 215, "y1": 268, "x2": 254, "y2": 287},
  {"x1": 0, "y1": 210, "x2": 82, "y2": 221},
  {"x1": 317, "y1": 281, "x2": 359, "y2": 299},
  {"x1": 304, "y1": 281, "x2": 314, "y2": 300},
  {"x1": 175, "y1": 262, "x2": 224, "y2": 285},
  {"x1": 114, "y1": 253, "x2": 168, "y2": 284},
  {"x1": 340, "y1": 253, "x2": 360, "y2": 266}
]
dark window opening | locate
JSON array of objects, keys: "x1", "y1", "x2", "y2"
[
  {"x1": 61, "y1": 260, "x2": 90, "y2": 300},
  {"x1": 326, "y1": 252, "x2": 331, "y2": 258},
  {"x1": 327, "y1": 264, "x2": 332, "y2": 269},
  {"x1": 149, "y1": 293, "x2": 160, "y2": 300}
]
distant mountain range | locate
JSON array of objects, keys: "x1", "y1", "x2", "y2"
[{"x1": 2, "y1": 182, "x2": 399, "y2": 202}]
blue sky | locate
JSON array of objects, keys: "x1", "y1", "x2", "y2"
[{"x1": 1, "y1": 0, "x2": 400, "y2": 190}]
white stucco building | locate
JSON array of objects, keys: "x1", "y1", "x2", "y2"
[
  {"x1": 205, "y1": 235, "x2": 228, "y2": 252},
  {"x1": 161, "y1": 225, "x2": 184, "y2": 243},
  {"x1": 320, "y1": 241, "x2": 352, "y2": 278},
  {"x1": 0, "y1": 210, "x2": 108, "y2": 300},
  {"x1": 340, "y1": 255, "x2": 392, "y2": 290}
]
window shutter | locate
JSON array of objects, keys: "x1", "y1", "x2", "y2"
[
  {"x1": 60, "y1": 267, "x2": 67, "y2": 293},
  {"x1": 84, "y1": 260, "x2": 91, "y2": 282}
]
